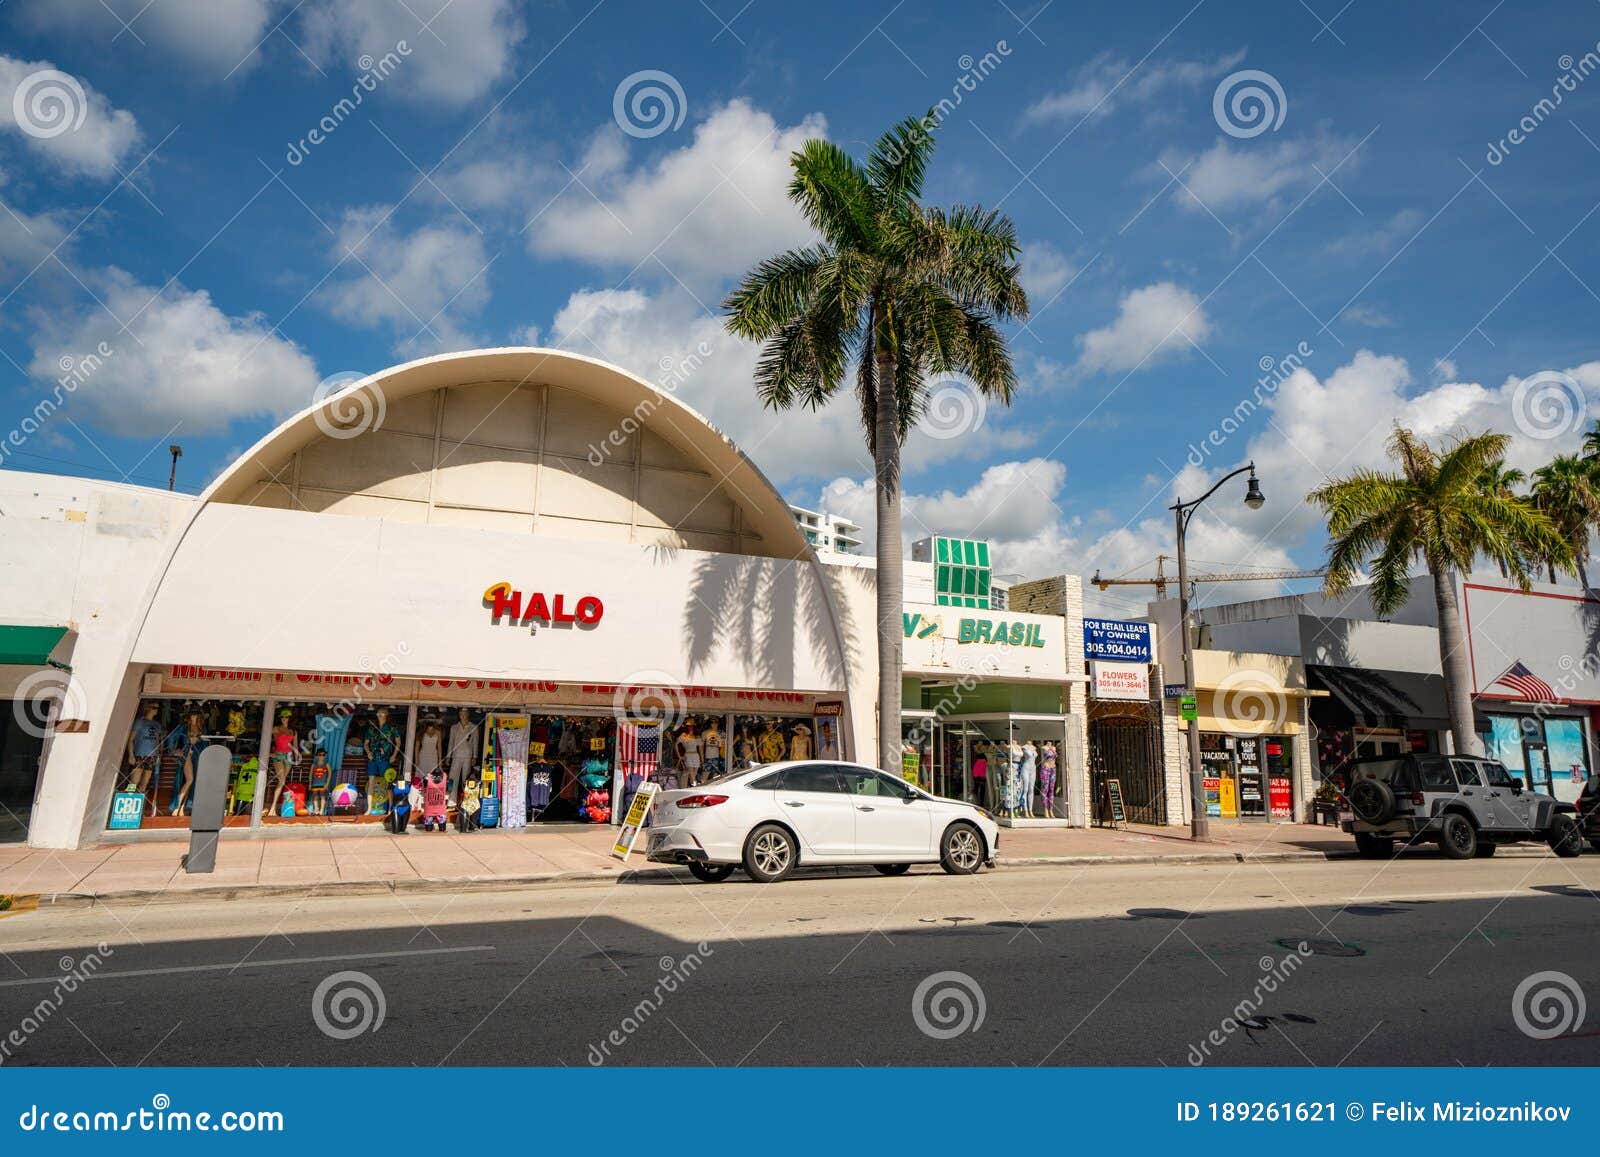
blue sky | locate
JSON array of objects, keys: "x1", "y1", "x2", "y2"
[{"x1": 4, "y1": 0, "x2": 1600, "y2": 616}]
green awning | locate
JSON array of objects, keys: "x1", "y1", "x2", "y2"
[{"x1": 0, "y1": 625, "x2": 69, "y2": 667}]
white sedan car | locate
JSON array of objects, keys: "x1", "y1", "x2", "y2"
[{"x1": 645, "y1": 760, "x2": 999, "y2": 883}]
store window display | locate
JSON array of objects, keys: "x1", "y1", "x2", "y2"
[
  {"x1": 125, "y1": 703, "x2": 163, "y2": 807},
  {"x1": 446, "y1": 708, "x2": 479, "y2": 800},
  {"x1": 363, "y1": 708, "x2": 404, "y2": 814}
]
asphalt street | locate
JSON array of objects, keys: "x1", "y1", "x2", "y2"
[{"x1": 2, "y1": 854, "x2": 1598, "y2": 1066}]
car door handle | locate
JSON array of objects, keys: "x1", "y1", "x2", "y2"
[
  {"x1": 783, "y1": 800, "x2": 805, "y2": 807},
  {"x1": 857, "y1": 806, "x2": 875, "y2": 812}
]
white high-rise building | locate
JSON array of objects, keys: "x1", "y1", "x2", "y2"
[{"x1": 789, "y1": 505, "x2": 863, "y2": 555}]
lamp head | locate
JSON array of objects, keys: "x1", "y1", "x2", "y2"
[{"x1": 1243, "y1": 466, "x2": 1265, "y2": 510}]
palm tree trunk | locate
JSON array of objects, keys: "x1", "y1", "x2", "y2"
[
  {"x1": 874, "y1": 343, "x2": 903, "y2": 774},
  {"x1": 1432, "y1": 568, "x2": 1483, "y2": 756}
]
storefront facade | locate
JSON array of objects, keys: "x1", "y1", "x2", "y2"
[{"x1": 3, "y1": 349, "x2": 869, "y2": 848}]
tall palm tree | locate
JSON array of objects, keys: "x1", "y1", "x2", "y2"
[
  {"x1": 1530, "y1": 453, "x2": 1600, "y2": 586},
  {"x1": 1474, "y1": 460, "x2": 1526, "y2": 579},
  {"x1": 723, "y1": 114, "x2": 1029, "y2": 773},
  {"x1": 1581, "y1": 419, "x2": 1600, "y2": 462},
  {"x1": 1309, "y1": 427, "x2": 1573, "y2": 757}
]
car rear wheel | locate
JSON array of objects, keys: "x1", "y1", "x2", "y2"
[
  {"x1": 1549, "y1": 814, "x2": 1583, "y2": 858},
  {"x1": 1438, "y1": 812, "x2": 1477, "y2": 859},
  {"x1": 743, "y1": 824, "x2": 798, "y2": 883},
  {"x1": 1354, "y1": 832, "x2": 1393, "y2": 858},
  {"x1": 686, "y1": 861, "x2": 735, "y2": 883},
  {"x1": 874, "y1": 863, "x2": 911, "y2": 876},
  {"x1": 939, "y1": 823, "x2": 985, "y2": 875}
]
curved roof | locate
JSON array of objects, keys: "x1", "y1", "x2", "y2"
[{"x1": 204, "y1": 346, "x2": 810, "y2": 558}]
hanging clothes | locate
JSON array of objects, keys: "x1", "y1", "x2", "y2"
[
  {"x1": 315, "y1": 713, "x2": 354, "y2": 773},
  {"x1": 527, "y1": 761, "x2": 554, "y2": 812},
  {"x1": 497, "y1": 726, "x2": 530, "y2": 830}
]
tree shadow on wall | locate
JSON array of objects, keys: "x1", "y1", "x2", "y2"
[{"x1": 679, "y1": 552, "x2": 860, "y2": 692}]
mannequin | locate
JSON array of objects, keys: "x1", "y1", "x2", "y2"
[
  {"x1": 733, "y1": 727, "x2": 755, "y2": 771},
  {"x1": 757, "y1": 720, "x2": 785, "y2": 764},
  {"x1": 167, "y1": 712, "x2": 206, "y2": 815},
  {"x1": 269, "y1": 710, "x2": 297, "y2": 817},
  {"x1": 1020, "y1": 740, "x2": 1038, "y2": 818},
  {"x1": 421, "y1": 767, "x2": 449, "y2": 832},
  {"x1": 126, "y1": 703, "x2": 162, "y2": 803},
  {"x1": 676, "y1": 721, "x2": 703, "y2": 788},
  {"x1": 1039, "y1": 741, "x2": 1058, "y2": 817},
  {"x1": 388, "y1": 776, "x2": 412, "y2": 833},
  {"x1": 971, "y1": 743, "x2": 989, "y2": 808},
  {"x1": 702, "y1": 721, "x2": 725, "y2": 778},
  {"x1": 308, "y1": 750, "x2": 332, "y2": 815},
  {"x1": 446, "y1": 708, "x2": 478, "y2": 800},
  {"x1": 789, "y1": 723, "x2": 812, "y2": 761},
  {"x1": 416, "y1": 720, "x2": 443, "y2": 780},
  {"x1": 364, "y1": 708, "x2": 402, "y2": 814}
]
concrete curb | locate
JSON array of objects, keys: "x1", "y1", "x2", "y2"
[{"x1": 12, "y1": 841, "x2": 1571, "y2": 910}]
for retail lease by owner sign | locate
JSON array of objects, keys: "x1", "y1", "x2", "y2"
[{"x1": 1083, "y1": 617, "x2": 1153, "y2": 663}]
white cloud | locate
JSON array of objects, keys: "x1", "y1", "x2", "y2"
[
  {"x1": 26, "y1": 268, "x2": 321, "y2": 437},
  {"x1": 0, "y1": 56, "x2": 141, "y2": 179},
  {"x1": 1025, "y1": 49, "x2": 1246, "y2": 125},
  {"x1": 528, "y1": 101, "x2": 825, "y2": 287},
  {"x1": 1077, "y1": 281, "x2": 1211, "y2": 375},
  {"x1": 1162, "y1": 133, "x2": 1356, "y2": 214},
  {"x1": 322, "y1": 206, "x2": 491, "y2": 354},
  {"x1": 17, "y1": 0, "x2": 273, "y2": 73},
  {"x1": 1340, "y1": 303, "x2": 1394, "y2": 327},
  {"x1": 301, "y1": 0, "x2": 524, "y2": 105},
  {"x1": 1019, "y1": 242, "x2": 1075, "y2": 303},
  {"x1": 0, "y1": 191, "x2": 67, "y2": 273}
]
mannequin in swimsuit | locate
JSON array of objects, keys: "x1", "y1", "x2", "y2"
[{"x1": 269, "y1": 712, "x2": 297, "y2": 817}]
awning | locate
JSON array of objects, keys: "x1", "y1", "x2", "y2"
[
  {"x1": 1306, "y1": 664, "x2": 1450, "y2": 731},
  {"x1": 0, "y1": 625, "x2": 69, "y2": 667}
]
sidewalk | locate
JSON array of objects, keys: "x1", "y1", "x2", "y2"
[{"x1": 0, "y1": 821, "x2": 1506, "y2": 907}]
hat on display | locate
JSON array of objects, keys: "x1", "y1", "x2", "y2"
[{"x1": 794, "y1": 724, "x2": 811, "y2": 734}]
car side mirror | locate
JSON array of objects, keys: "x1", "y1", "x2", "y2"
[
  {"x1": 903, "y1": 793, "x2": 918, "y2": 804},
  {"x1": 1511, "y1": 778, "x2": 1524, "y2": 793}
]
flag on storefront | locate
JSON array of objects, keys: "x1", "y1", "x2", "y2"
[
  {"x1": 1489, "y1": 660, "x2": 1558, "y2": 702},
  {"x1": 616, "y1": 722, "x2": 661, "y2": 778}
]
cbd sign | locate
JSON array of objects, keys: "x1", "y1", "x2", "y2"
[{"x1": 483, "y1": 581, "x2": 604, "y2": 631}]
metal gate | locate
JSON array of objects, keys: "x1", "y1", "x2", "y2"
[{"x1": 1089, "y1": 709, "x2": 1165, "y2": 825}]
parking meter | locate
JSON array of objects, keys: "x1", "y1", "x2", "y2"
[{"x1": 184, "y1": 745, "x2": 233, "y2": 873}]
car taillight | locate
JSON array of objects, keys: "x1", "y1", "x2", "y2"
[
  {"x1": 1410, "y1": 792, "x2": 1425, "y2": 806},
  {"x1": 674, "y1": 794, "x2": 729, "y2": 808}
]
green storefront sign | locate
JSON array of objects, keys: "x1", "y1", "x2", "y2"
[{"x1": 903, "y1": 612, "x2": 1047, "y2": 649}]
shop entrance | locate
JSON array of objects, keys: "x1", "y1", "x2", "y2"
[
  {"x1": 0, "y1": 706, "x2": 44, "y2": 843},
  {"x1": 1523, "y1": 741, "x2": 1554, "y2": 795},
  {"x1": 1089, "y1": 707, "x2": 1164, "y2": 825}
]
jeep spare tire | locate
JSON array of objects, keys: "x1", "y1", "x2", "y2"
[{"x1": 1348, "y1": 778, "x2": 1396, "y2": 824}]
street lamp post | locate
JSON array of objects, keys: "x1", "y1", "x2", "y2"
[{"x1": 1171, "y1": 462, "x2": 1265, "y2": 841}]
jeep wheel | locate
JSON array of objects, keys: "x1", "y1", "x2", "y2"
[
  {"x1": 1348, "y1": 778, "x2": 1397, "y2": 824},
  {"x1": 1438, "y1": 812, "x2": 1477, "y2": 859},
  {"x1": 1548, "y1": 814, "x2": 1583, "y2": 859},
  {"x1": 1354, "y1": 833, "x2": 1393, "y2": 858}
]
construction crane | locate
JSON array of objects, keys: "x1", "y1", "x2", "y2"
[{"x1": 1090, "y1": 555, "x2": 1325, "y2": 600}]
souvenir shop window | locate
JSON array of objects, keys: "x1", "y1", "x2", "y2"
[
  {"x1": 109, "y1": 699, "x2": 264, "y2": 830},
  {"x1": 729, "y1": 715, "x2": 813, "y2": 773},
  {"x1": 264, "y1": 701, "x2": 366, "y2": 823},
  {"x1": 900, "y1": 719, "x2": 934, "y2": 790},
  {"x1": 332, "y1": 704, "x2": 406, "y2": 821},
  {"x1": 480, "y1": 714, "x2": 618, "y2": 828},
  {"x1": 658, "y1": 714, "x2": 733, "y2": 788}
]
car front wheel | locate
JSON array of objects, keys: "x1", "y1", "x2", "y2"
[
  {"x1": 686, "y1": 861, "x2": 736, "y2": 883},
  {"x1": 939, "y1": 823, "x2": 985, "y2": 875},
  {"x1": 1549, "y1": 814, "x2": 1583, "y2": 858},
  {"x1": 1438, "y1": 812, "x2": 1477, "y2": 859},
  {"x1": 743, "y1": 824, "x2": 798, "y2": 883}
]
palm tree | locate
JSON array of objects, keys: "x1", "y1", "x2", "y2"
[
  {"x1": 1309, "y1": 427, "x2": 1573, "y2": 757},
  {"x1": 723, "y1": 114, "x2": 1028, "y2": 773},
  {"x1": 1475, "y1": 460, "x2": 1524, "y2": 498},
  {"x1": 1581, "y1": 419, "x2": 1600, "y2": 461},
  {"x1": 1530, "y1": 453, "x2": 1600, "y2": 586}
]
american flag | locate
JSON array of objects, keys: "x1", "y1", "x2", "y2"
[
  {"x1": 616, "y1": 722, "x2": 661, "y2": 778},
  {"x1": 1490, "y1": 660, "x2": 1559, "y2": 702}
]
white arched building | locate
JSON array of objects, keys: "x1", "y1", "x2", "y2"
[{"x1": 5, "y1": 349, "x2": 876, "y2": 848}]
